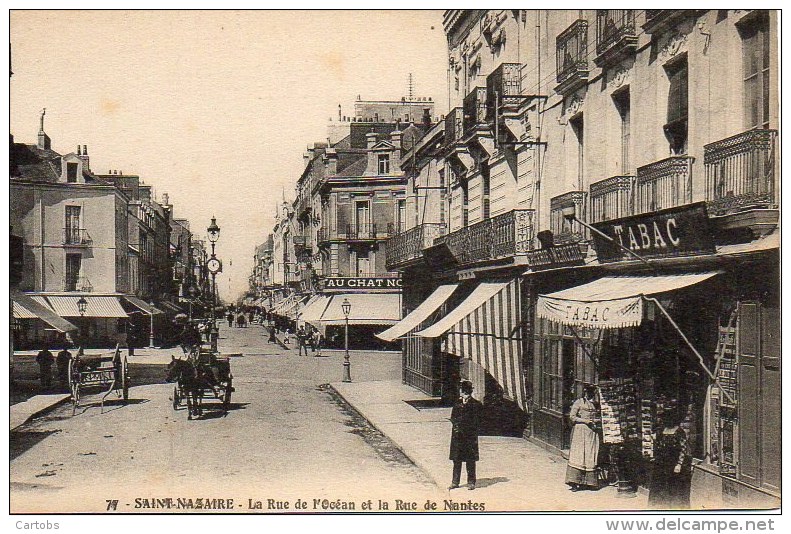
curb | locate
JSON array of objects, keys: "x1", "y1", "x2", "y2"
[
  {"x1": 11, "y1": 395, "x2": 72, "y2": 432},
  {"x1": 327, "y1": 384, "x2": 444, "y2": 490}
]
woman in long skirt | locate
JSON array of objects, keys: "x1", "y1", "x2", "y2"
[
  {"x1": 648, "y1": 410, "x2": 692, "y2": 509},
  {"x1": 566, "y1": 385, "x2": 601, "y2": 491}
]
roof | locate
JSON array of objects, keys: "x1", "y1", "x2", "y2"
[
  {"x1": 336, "y1": 156, "x2": 368, "y2": 177},
  {"x1": 10, "y1": 142, "x2": 109, "y2": 185}
]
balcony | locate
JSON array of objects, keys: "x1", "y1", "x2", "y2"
[
  {"x1": 445, "y1": 107, "x2": 464, "y2": 147},
  {"x1": 62, "y1": 228, "x2": 92, "y2": 246},
  {"x1": 486, "y1": 63, "x2": 523, "y2": 121},
  {"x1": 463, "y1": 87, "x2": 488, "y2": 137},
  {"x1": 642, "y1": 10, "x2": 696, "y2": 35},
  {"x1": 317, "y1": 224, "x2": 388, "y2": 243},
  {"x1": 317, "y1": 226, "x2": 331, "y2": 246},
  {"x1": 550, "y1": 191, "x2": 588, "y2": 244},
  {"x1": 63, "y1": 275, "x2": 93, "y2": 292},
  {"x1": 435, "y1": 209, "x2": 534, "y2": 266},
  {"x1": 385, "y1": 223, "x2": 446, "y2": 271},
  {"x1": 555, "y1": 20, "x2": 589, "y2": 95},
  {"x1": 704, "y1": 129, "x2": 778, "y2": 216},
  {"x1": 590, "y1": 175, "x2": 635, "y2": 223},
  {"x1": 635, "y1": 155, "x2": 694, "y2": 214},
  {"x1": 594, "y1": 10, "x2": 637, "y2": 68}
]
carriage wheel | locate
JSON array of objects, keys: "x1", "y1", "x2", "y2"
[
  {"x1": 68, "y1": 357, "x2": 78, "y2": 416},
  {"x1": 186, "y1": 393, "x2": 193, "y2": 420},
  {"x1": 121, "y1": 355, "x2": 129, "y2": 402},
  {"x1": 172, "y1": 384, "x2": 181, "y2": 410}
]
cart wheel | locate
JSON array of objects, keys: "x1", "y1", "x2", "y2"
[
  {"x1": 172, "y1": 385, "x2": 180, "y2": 410},
  {"x1": 121, "y1": 355, "x2": 129, "y2": 402}
]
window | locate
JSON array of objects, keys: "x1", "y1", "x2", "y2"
[
  {"x1": 613, "y1": 89, "x2": 631, "y2": 174},
  {"x1": 356, "y1": 251, "x2": 371, "y2": 277},
  {"x1": 65, "y1": 253, "x2": 81, "y2": 291},
  {"x1": 664, "y1": 57, "x2": 688, "y2": 155},
  {"x1": 397, "y1": 199, "x2": 406, "y2": 233},
  {"x1": 65, "y1": 205, "x2": 81, "y2": 244},
  {"x1": 378, "y1": 153, "x2": 390, "y2": 174},
  {"x1": 438, "y1": 169, "x2": 446, "y2": 227},
  {"x1": 355, "y1": 201, "x2": 370, "y2": 234},
  {"x1": 66, "y1": 162, "x2": 78, "y2": 182},
  {"x1": 741, "y1": 14, "x2": 770, "y2": 129},
  {"x1": 570, "y1": 114, "x2": 584, "y2": 189}
]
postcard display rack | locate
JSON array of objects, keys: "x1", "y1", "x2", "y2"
[{"x1": 709, "y1": 326, "x2": 738, "y2": 477}]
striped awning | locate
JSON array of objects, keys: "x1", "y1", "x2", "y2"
[
  {"x1": 536, "y1": 272, "x2": 720, "y2": 329},
  {"x1": 286, "y1": 296, "x2": 311, "y2": 320},
  {"x1": 416, "y1": 280, "x2": 527, "y2": 411},
  {"x1": 12, "y1": 292, "x2": 77, "y2": 333},
  {"x1": 272, "y1": 295, "x2": 295, "y2": 316},
  {"x1": 46, "y1": 296, "x2": 128, "y2": 318},
  {"x1": 376, "y1": 284, "x2": 458, "y2": 342},
  {"x1": 299, "y1": 295, "x2": 331, "y2": 328},
  {"x1": 320, "y1": 293, "x2": 401, "y2": 326}
]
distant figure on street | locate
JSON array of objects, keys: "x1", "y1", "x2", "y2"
[
  {"x1": 248, "y1": 311, "x2": 255, "y2": 325},
  {"x1": 311, "y1": 330, "x2": 323, "y2": 357},
  {"x1": 283, "y1": 328, "x2": 291, "y2": 345},
  {"x1": 296, "y1": 326, "x2": 309, "y2": 356},
  {"x1": 36, "y1": 346, "x2": 55, "y2": 389},
  {"x1": 267, "y1": 325, "x2": 277, "y2": 343},
  {"x1": 227, "y1": 311, "x2": 234, "y2": 328},
  {"x1": 56, "y1": 347, "x2": 72, "y2": 390},
  {"x1": 237, "y1": 313, "x2": 246, "y2": 328},
  {"x1": 449, "y1": 380, "x2": 482, "y2": 491}
]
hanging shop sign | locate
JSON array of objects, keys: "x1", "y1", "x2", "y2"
[
  {"x1": 591, "y1": 202, "x2": 715, "y2": 263},
  {"x1": 537, "y1": 295, "x2": 643, "y2": 329},
  {"x1": 524, "y1": 243, "x2": 586, "y2": 270},
  {"x1": 323, "y1": 277, "x2": 403, "y2": 290}
]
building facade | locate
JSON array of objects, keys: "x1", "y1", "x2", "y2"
[{"x1": 383, "y1": 9, "x2": 779, "y2": 508}]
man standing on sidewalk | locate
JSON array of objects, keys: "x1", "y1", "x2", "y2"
[
  {"x1": 296, "y1": 326, "x2": 309, "y2": 356},
  {"x1": 36, "y1": 346, "x2": 55, "y2": 389},
  {"x1": 449, "y1": 380, "x2": 482, "y2": 491}
]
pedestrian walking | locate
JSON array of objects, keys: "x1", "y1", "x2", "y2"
[
  {"x1": 311, "y1": 330, "x2": 323, "y2": 357},
  {"x1": 56, "y1": 346, "x2": 72, "y2": 390},
  {"x1": 648, "y1": 409, "x2": 692, "y2": 509},
  {"x1": 227, "y1": 311, "x2": 234, "y2": 328},
  {"x1": 283, "y1": 328, "x2": 291, "y2": 345},
  {"x1": 297, "y1": 326, "x2": 310, "y2": 356},
  {"x1": 565, "y1": 385, "x2": 601, "y2": 491},
  {"x1": 267, "y1": 325, "x2": 277, "y2": 343},
  {"x1": 449, "y1": 380, "x2": 482, "y2": 490},
  {"x1": 36, "y1": 346, "x2": 55, "y2": 389},
  {"x1": 236, "y1": 313, "x2": 246, "y2": 328}
]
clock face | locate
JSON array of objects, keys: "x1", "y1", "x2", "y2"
[{"x1": 207, "y1": 258, "x2": 221, "y2": 273}]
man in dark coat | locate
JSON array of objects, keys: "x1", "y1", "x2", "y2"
[
  {"x1": 449, "y1": 380, "x2": 482, "y2": 490},
  {"x1": 36, "y1": 346, "x2": 55, "y2": 389}
]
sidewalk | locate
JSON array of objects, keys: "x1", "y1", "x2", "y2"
[{"x1": 331, "y1": 379, "x2": 649, "y2": 512}]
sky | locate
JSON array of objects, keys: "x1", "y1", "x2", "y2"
[{"x1": 9, "y1": 10, "x2": 448, "y2": 301}]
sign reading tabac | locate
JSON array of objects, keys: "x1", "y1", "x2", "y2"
[
  {"x1": 591, "y1": 202, "x2": 715, "y2": 263},
  {"x1": 323, "y1": 277, "x2": 403, "y2": 290}
]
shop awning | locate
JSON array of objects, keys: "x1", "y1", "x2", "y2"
[
  {"x1": 271, "y1": 295, "x2": 295, "y2": 316},
  {"x1": 536, "y1": 272, "x2": 720, "y2": 329},
  {"x1": 159, "y1": 301, "x2": 184, "y2": 315},
  {"x1": 376, "y1": 284, "x2": 459, "y2": 342},
  {"x1": 415, "y1": 280, "x2": 527, "y2": 411},
  {"x1": 298, "y1": 295, "x2": 330, "y2": 325},
  {"x1": 320, "y1": 293, "x2": 401, "y2": 326},
  {"x1": 124, "y1": 296, "x2": 164, "y2": 315},
  {"x1": 286, "y1": 295, "x2": 311, "y2": 320},
  {"x1": 44, "y1": 295, "x2": 129, "y2": 319},
  {"x1": 12, "y1": 292, "x2": 77, "y2": 333}
]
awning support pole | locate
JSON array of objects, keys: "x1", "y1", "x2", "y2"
[{"x1": 645, "y1": 297, "x2": 735, "y2": 405}]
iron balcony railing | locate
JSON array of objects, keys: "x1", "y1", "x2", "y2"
[
  {"x1": 463, "y1": 87, "x2": 488, "y2": 137},
  {"x1": 704, "y1": 129, "x2": 778, "y2": 216},
  {"x1": 385, "y1": 223, "x2": 446, "y2": 270},
  {"x1": 486, "y1": 62, "x2": 523, "y2": 121},
  {"x1": 590, "y1": 175, "x2": 636, "y2": 223},
  {"x1": 595, "y1": 10, "x2": 637, "y2": 67},
  {"x1": 635, "y1": 155, "x2": 694, "y2": 214},
  {"x1": 556, "y1": 20, "x2": 589, "y2": 91},
  {"x1": 63, "y1": 275, "x2": 93, "y2": 292},
  {"x1": 317, "y1": 224, "x2": 388, "y2": 242},
  {"x1": 550, "y1": 191, "x2": 588, "y2": 243},
  {"x1": 445, "y1": 107, "x2": 464, "y2": 146},
  {"x1": 436, "y1": 209, "x2": 534, "y2": 266},
  {"x1": 62, "y1": 228, "x2": 92, "y2": 246}
]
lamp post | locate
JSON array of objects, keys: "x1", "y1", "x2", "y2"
[
  {"x1": 341, "y1": 297, "x2": 351, "y2": 383},
  {"x1": 206, "y1": 217, "x2": 221, "y2": 352},
  {"x1": 148, "y1": 300, "x2": 156, "y2": 348},
  {"x1": 77, "y1": 296, "x2": 88, "y2": 351}
]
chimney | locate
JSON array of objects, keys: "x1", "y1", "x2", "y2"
[
  {"x1": 423, "y1": 108, "x2": 432, "y2": 127},
  {"x1": 37, "y1": 108, "x2": 51, "y2": 150},
  {"x1": 338, "y1": 104, "x2": 342, "y2": 121},
  {"x1": 161, "y1": 192, "x2": 170, "y2": 207},
  {"x1": 366, "y1": 132, "x2": 377, "y2": 150},
  {"x1": 78, "y1": 144, "x2": 90, "y2": 172},
  {"x1": 390, "y1": 129, "x2": 403, "y2": 151},
  {"x1": 325, "y1": 147, "x2": 338, "y2": 175}
]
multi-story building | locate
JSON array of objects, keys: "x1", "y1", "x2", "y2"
[{"x1": 382, "y1": 9, "x2": 779, "y2": 508}]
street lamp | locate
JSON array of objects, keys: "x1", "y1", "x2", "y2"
[
  {"x1": 207, "y1": 217, "x2": 221, "y2": 352},
  {"x1": 148, "y1": 300, "x2": 156, "y2": 348},
  {"x1": 341, "y1": 297, "x2": 351, "y2": 383},
  {"x1": 77, "y1": 296, "x2": 88, "y2": 316}
]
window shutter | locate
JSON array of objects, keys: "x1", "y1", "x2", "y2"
[{"x1": 737, "y1": 302, "x2": 760, "y2": 486}]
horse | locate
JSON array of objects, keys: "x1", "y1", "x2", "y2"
[{"x1": 165, "y1": 356, "x2": 206, "y2": 420}]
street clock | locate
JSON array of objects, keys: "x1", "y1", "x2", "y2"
[{"x1": 207, "y1": 257, "x2": 222, "y2": 274}]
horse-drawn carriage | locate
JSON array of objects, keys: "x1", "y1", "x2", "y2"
[
  {"x1": 166, "y1": 347, "x2": 233, "y2": 420},
  {"x1": 67, "y1": 344, "x2": 130, "y2": 415}
]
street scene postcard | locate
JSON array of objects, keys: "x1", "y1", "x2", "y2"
[{"x1": 7, "y1": 8, "x2": 783, "y2": 519}]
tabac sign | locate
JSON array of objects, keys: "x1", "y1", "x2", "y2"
[
  {"x1": 323, "y1": 277, "x2": 403, "y2": 290},
  {"x1": 591, "y1": 203, "x2": 715, "y2": 263}
]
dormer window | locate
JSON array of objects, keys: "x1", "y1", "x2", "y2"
[
  {"x1": 378, "y1": 153, "x2": 390, "y2": 174},
  {"x1": 67, "y1": 162, "x2": 78, "y2": 183}
]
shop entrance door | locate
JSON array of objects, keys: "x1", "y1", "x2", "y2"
[{"x1": 561, "y1": 338, "x2": 576, "y2": 450}]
